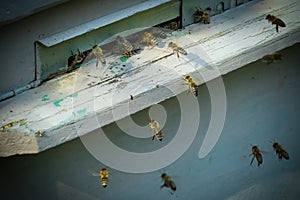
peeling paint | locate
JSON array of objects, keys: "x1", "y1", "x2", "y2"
[
  {"x1": 68, "y1": 93, "x2": 78, "y2": 98},
  {"x1": 77, "y1": 108, "x2": 87, "y2": 115},
  {"x1": 53, "y1": 99, "x2": 64, "y2": 107},
  {"x1": 42, "y1": 94, "x2": 50, "y2": 101},
  {"x1": 120, "y1": 57, "x2": 127, "y2": 62}
]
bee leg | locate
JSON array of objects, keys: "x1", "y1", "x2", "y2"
[
  {"x1": 152, "y1": 135, "x2": 155, "y2": 140},
  {"x1": 250, "y1": 156, "x2": 255, "y2": 166},
  {"x1": 276, "y1": 25, "x2": 279, "y2": 33},
  {"x1": 96, "y1": 59, "x2": 99, "y2": 68},
  {"x1": 176, "y1": 51, "x2": 180, "y2": 60}
]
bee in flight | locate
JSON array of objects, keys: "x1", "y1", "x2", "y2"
[
  {"x1": 261, "y1": 52, "x2": 282, "y2": 64},
  {"x1": 143, "y1": 32, "x2": 158, "y2": 48},
  {"x1": 184, "y1": 75, "x2": 198, "y2": 96},
  {"x1": 194, "y1": 8, "x2": 210, "y2": 24},
  {"x1": 272, "y1": 142, "x2": 289, "y2": 160},
  {"x1": 92, "y1": 45, "x2": 106, "y2": 67},
  {"x1": 168, "y1": 42, "x2": 187, "y2": 59},
  {"x1": 160, "y1": 173, "x2": 176, "y2": 194},
  {"x1": 0, "y1": 118, "x2": 27, "y2": 131},
  {"x1": 90, "y1": 168, "x2": 109, "y2": 188},
  {"x1": 250, "y1": 145, "x2": 263, "y2": 167},
  {"x1": 149, "y1": 120, "x2": 163, "y2": 141},
  {"x1": 115, "y1": 35, "x2": 140, "y2": 58},
  {"x1": 265, "y1": 14, "x2": 286, "y2": 33}
]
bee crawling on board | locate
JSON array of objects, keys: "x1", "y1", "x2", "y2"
[
  {"x1": 261, "y1": 52, "x2": 282, "y2": 64},
  {"x1": 90, "y1": 168, "x2": 109, "y2": 188},
  {"x1": 149, "y1": 120, "x2": 163, "y2": 141},
  {"x1": 67, "y1": 49, "x2": 86, "y2": 71},
  {"x1": 164, "y1": 20, "x2": 181, "y2": 31},
  {"x1": 160, "y1": 173, "x2": 176, "y2": 194},
  {"x1": 116, "y1": 35, "x2": 140, "y2": 58},
  {"x1": 36, "y1": 130, "x2": 45, "y2": 137},
  {"x1": 92, "y1": 45, "x2": 106, "y2": 67},
  {"x1": 194, "y1": 8, "x2": 210, "y2": 24},
  {"x1": 272, "y1": 142, "x2": 289, "y2": 160},
  {"x1": 143, "y1": 32, "x2": 158, "y2": 48},
  {"x1": 168, "y1": 42, "x2": 187, "y2": 59},
  {"x1": 265, "y1": 14, "x2": 286, "y2": 33},
  {"x1": 250, "y1": 145, "x2": 263, "y2": 167},
  {"x1": 0, "y1": 118, "x2": 27, "y2": 131}
]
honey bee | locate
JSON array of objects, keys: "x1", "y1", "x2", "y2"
[
  {"x1": 261, "y1": 53, "x2": 282, "y2": 64},
  {"x1": 143, "y1": 32, "x2": 158, "y2": 48},
  {"x1": 272, "y1": 142, "x2": 289, "y2": 160},
  {"x1": 184, "y1": 75, "x2": 198, "y2": 96},
  {"x1": 160, "y1": 173, "x2": 176, "y2": 194},
  {"x1": 194, "y1": 8, "x2": 210, "y2": 24},
  {"x1": 36, "y1": 130, "x2": 45, "y2": 137},
  {"x1": 116, "y1": 35, "x2": 139, "y2": 58},
  {"x1": 100, "y1": 168, "x2": 109, "y2": 188},
  {"x1": 266, "y1": 14, "x2": 286, "y2": 33},
  {"x1": 0, "y1": 118, "x2": 27, "y2": 131},
  {"x1": 89, "y1": 168, "x2": 109, "y2": 188},
  {"x1": 250, "y1": 145, "x2": 263, "y2": 167},
  {"x1": 67, "y1": 49, "x2": 85, "y2": 70},
  {"x1": 92, "y1": 45, "x2": 106, "y2": 67},
  {"x1": 149, "y1": 120, "x2": 163, "y2": 141},
  {"x1": 164, "y1": 21, "x2": 180, "y2": 30},
  {"x1": 168, "y1": 42, "x2": 187, "y2": 59}
]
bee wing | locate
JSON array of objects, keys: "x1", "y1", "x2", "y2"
[
  {"x1": 275, "y1": 18, "x2": 286, "y2": 27},
  {"x1": 88, "y1": 170, "x2": 99, "y2": 177},
  {"x1": 282, "y1": 150, "x2": 290, "y2": 160},
  {"x1": 260, "y1": 150, "x2": 269, "y2": 154},
  {"x1": 250, "y1": 155, "x2": 255, "y2": 166}
]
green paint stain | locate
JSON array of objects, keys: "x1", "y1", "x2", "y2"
[
  {"x1": 42, "y1": 95, "x2": 50, "y2": 101},
  {"x1": 77, "y1": 108, "x2": 87, "y2": 115},
  {"x1": 120, "y1": 57, "x2": 127, "y2": 62},
  {"x1": 54, "y1": 99, "x2": 64, "y2": 107},
  {"x1": 111, "y1": 62, "x2": 120, "y2": 66},
  {"x1": 69, "y1": 93, "x2": 78, "y2": 98}
]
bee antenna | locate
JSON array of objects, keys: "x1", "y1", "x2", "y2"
[{"x1": 267, "y1": 139, "x2": 273, "y2": 144}]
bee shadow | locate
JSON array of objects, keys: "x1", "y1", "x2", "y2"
[{"x1": 186, "y1": 53, "x2": 214, "y2": 70}]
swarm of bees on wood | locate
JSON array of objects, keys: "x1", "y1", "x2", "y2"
[{"x1": 16, "y1": 3, "x2": 290, "y2": 195}]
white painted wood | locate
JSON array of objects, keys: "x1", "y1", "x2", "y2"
[
  {"x1": 0, "y1": 0, "x2": 299, "y2": 156},
  {"x1": 38, "y1": 0, "x2": 173, "y2": 47}
]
